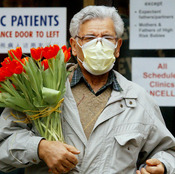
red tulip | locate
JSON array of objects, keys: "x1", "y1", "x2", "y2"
[
  {"x1": 1, "y1": 57, "x2": 11, "y2": 67},
  {"x1": 62, "y1": 45, "x2": 71, "y2": 62},
  {"x1": 10, "y1": 60, "x2": 23, "y2": 74},
  {"x1": 0, "y1": 67, "x2": 7, "y2": 81},
  {"x1": 41, "y1": 59, "x2": 49, "y2": 70},
  {"x1": 8, "y1": 47, "x2": 22, "y2": 60},
  {"x1": 43, "y1": 45, "x2": 60, "y2": 59},
  {"x1": 21, "y1": 57, "x2": 29, "y2": 65},
  {"x1": 30, "y1": 47, "x2": 43, "y2": 61}
]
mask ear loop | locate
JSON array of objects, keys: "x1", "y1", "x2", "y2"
[
  {"x1": 76, "y1": 40, "x2": 83, "y2": 49},
  {"x1": 115, "y1": 42, "x2": 118, "y2": 48},
  {"x1": 77, "y1": 57, "x2": 83, "y2": 64}
]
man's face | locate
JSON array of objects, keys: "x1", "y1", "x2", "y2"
[{"x1": 70, "y1": 17, "x2": 122, "y2": 68}]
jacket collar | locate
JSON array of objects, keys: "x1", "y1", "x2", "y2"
[
  {"x1": 70, "y1": 66, "x2": 123, "y2": 94},
  {"x1": 63, "y1": 71, "x2": 139, "y2": 145}
]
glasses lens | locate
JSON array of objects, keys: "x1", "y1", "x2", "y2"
[
  {"x1": 103, "y1": 36, "x2": 116, "y2": 43},
  {"x1": 76, "y1": 35, "x2": 117, "y2": 45},
  {"x1": 83, "y1": 35, "x2": 96, "y2": 43}
]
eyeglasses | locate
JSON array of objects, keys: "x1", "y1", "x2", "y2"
[{"x1": 75, "y1": 35, "x2": 117, "y2": 44}]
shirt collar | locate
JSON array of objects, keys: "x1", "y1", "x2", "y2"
[
  {"x1": 70, "y1": 66, "x2": 122, "y2": 94},
  {"x1": 70, "y1": 66, "x2": 83, "y2": 87}
]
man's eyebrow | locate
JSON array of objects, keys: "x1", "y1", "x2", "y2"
[{"x1": 84, "y1": 34, "x2": 96, "y2": 36}]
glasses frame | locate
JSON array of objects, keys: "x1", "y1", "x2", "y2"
[{"x1": 75, "y1": 35, "x2": 118, "y2": 45}]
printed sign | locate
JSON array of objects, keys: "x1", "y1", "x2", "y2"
[
  {"x1": 0, "y1": 8, "x2": 66, "y2": 53},
  {"x1": 130, "y1": 0, "x2": 175, "y2": 49},
  {"x1": 132, "y1": 58, "x2": 175, "y2": 106}
]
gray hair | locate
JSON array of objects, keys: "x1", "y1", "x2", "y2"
[{"x1": 69, "y1": 5, "x2": 124, "y2": 38}]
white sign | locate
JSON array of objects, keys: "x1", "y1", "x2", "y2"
[
  {"x1": 130, "y1": 0, "x2": 175, "y2": 49},
  {"x1": 132, "y1": 58, "x2": 175, "y2": 106},
  {"x1": 0, "y1": 8, "x2": 67, "y2": 53}
]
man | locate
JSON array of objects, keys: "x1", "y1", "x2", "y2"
[{"x1": 0, "y1": 5, "x2": 175, "y2": 174}]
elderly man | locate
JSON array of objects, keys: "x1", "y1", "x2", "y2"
[{"x1": 0, "y1": 5, "x2": 175, "y2": 174}]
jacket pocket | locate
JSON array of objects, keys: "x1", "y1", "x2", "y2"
[
  {"x1": 104, "y1": 133, "x2": 145, "y2": 173},
  {"x1": 114, "y1": 132, "x2": 144, "y2": 147},
  {"x1": 113, "y1": 133, "x2": 144, "y2": 162}
]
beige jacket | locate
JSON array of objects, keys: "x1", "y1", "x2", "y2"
[{"x1": 0, "y1": 71, "x2": 175, "y2": 174}]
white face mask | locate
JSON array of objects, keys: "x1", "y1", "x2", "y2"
[{"x1": 77, "y1": 38, "x2": 117, "y2": 75}]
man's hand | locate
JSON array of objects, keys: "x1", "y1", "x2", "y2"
[
  {"x1": 38, "y1": 140, "x2": 80, "y2": 174},
  {"x1": 136, "y1": 159, "x2": 165, "y2": 174}
]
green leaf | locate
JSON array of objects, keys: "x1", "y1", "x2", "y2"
[
  {"x1": 0, "y1": 102, "x2": 6, "y2": 108},
  {"x1": 32, "y1": 97, "x2": 47, "y2": 108},
  {"x1": 42, "y1": 68, "x2": 54, "y2": 89},
  {"x1": 24, "y1": 58, "x2": 42, "y2": 98},
  {"x1": 42, "y1": 87, "x2": 61, "y2": 105},
  {"x1": 0, "y1": 93, "x2": 24, "y2": 112},
  {"x1": 5, "y1": 96, "x2": 34, "y2": 111}
]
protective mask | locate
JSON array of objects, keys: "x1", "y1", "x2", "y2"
[{"x1": 77, "y1": 38, "x2": 117, "y2": 75}]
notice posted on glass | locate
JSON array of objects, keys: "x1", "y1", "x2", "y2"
[
  {"x1": 0, "y1": 8, "x2": 67, "y2": 53},
  {"x1": 130, "y1": 0, "x2": 175, "y2": 49},
  {"x1": 132, "y1": 58, "x2": 175, "y2": 106}
]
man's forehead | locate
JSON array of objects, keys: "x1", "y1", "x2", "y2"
[{"x1": 78, "y1": 18, "x2": 115, "y2": 35}]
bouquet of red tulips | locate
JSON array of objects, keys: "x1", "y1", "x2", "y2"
[{"x1": 0, "y1": 45, "x2": 71, "y2": 142}]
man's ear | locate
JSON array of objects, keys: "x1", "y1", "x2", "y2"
[
  {"x1": 70, "y1": 37, "x2": 77, "y2": 56},
  {"x1": 114, "y1": 38, "x2": 122, "y2": 58}
]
